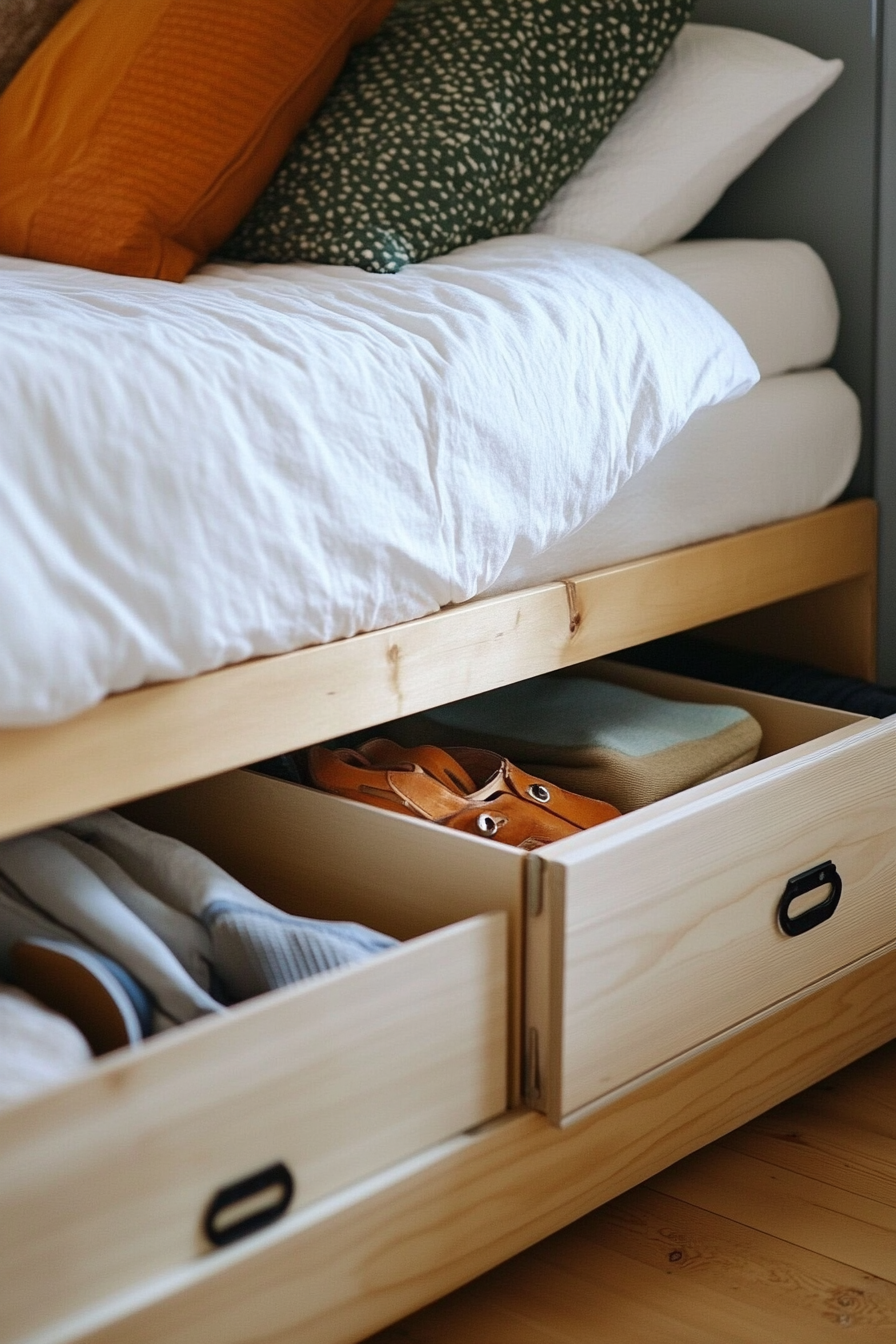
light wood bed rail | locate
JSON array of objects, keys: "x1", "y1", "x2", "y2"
[{"x1": 0, "y1": 498, "x2": 876, "y2": 842}]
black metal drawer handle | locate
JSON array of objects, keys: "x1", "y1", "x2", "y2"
[
  {"x1": 203, "y1": 1161, "x2": 295, "y2": 1247},
  {"x1": 777, "y1": 861, "x2": 842, "y2": 937}
]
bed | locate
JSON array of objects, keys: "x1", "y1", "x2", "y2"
[
  {"x1": 0, "y1": 2, "x2": 894, "y2": 1342},
  {"x1": 0, "y1": 234, "x2": 869, "y2": 831}
]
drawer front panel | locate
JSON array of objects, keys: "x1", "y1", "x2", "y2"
[
  {"x1": 548, "y1": 715, "x2": 896, "y2": 1122},
  {"x1": 21, "y1": 951, "x2": 896, "y2": 1344},
  {"x1": 0, "y1": 913, "x2": 507, "y2": 1344},
  {"x1": 128, "y1": 771, "x2": 526, "y2": 1102}
]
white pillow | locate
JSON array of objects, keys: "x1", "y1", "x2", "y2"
[{"x1": 530, "y1": 24, "x2": 843, "y2": 255}]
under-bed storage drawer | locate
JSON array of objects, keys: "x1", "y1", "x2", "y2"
[
  {"x1": 227, "y1": 663, "x2": 895, "y2": 1133},
  {"x1": 0, "y1": 775, "x2": 511, "y2": 1344},
  {"x1": 527, "y1": 663, "x2": 896, "y2": 1123}
]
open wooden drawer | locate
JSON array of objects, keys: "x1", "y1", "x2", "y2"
[
  {"x1": 3, "y1": 664, "x2": 894, "y2": 1344},
  {"x1": 525, "y1": 662, "x2": 896, "y2": 1123},
  {"x1": 140, "y1": 661, "x2": 896, "y2": 1137},
  {"x1": 137, "y1": 661, "x2": 896, "y2": 1136},
  {"x1": 0, "y1": 783, "x2": 512, "y2": 1344}
]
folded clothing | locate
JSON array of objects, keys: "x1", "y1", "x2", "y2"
[
  {"x1": 386, "y1": 675, "x2": 762, "y2": 812},
  {"x1": 0, "y1": 834, "x2": 219, "y2": 1032},
  {"x1": 12, "y1": 938, "x2": 154, "y2": 1057},
  {"x1": 0, "y1": 811, "x2": 398, "y2": 1041},
  {"x1": 63, "y1": 811, "x2": 398, "y2": 997},
  {"x1": 0, "y1": 981, "x2": 91, "y2": 1110},
  {"x1": 199, "y1": 901, "x2": 396, "y2": 1002}
]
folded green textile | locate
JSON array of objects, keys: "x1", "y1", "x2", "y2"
[{"x1": 393, "y1": 675, "x2": 762, "y2": 811}]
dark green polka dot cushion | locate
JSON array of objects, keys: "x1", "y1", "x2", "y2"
[{"x1": 221, "y1": 0, "x2": 693, "y2": 273}]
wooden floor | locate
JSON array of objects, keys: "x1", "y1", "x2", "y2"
[{"x1": 369, "y1": 1040, "x2": 896, "y2": 1343}]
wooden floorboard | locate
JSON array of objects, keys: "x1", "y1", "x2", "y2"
[
  {"x1": 369, "y1": 1040, "x2": 896, "y2": 1342},
  {"x1": 648, "y1": 1147, "x2": 896, "y2": 1281},
  {"x1": 720, "y1": 1102, "x2": 896, "y2": 1205}
]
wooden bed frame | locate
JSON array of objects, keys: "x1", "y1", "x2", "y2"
[
  {"x1": 6, "y1": 497, "x2": 890, "y2": 1344},
  {"x1": 0, "y1": 497, "x2": 877, "y2": 844}
]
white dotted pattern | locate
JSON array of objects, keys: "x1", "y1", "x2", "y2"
[{"x1": 223, "y1": 0, "x2": 692, "y2": 272}]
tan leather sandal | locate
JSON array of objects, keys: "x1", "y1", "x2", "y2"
[
  {"x1": 445, "y1": 745, "x2": 620, "y2": 830},
  {"x1": 307, "y1": 741, "x2": 619, "y2": 848},
  {"x1": 352, "y1": 739, "x2": 478, "y2": 793},
  {"x1": 357, "y1": 739, "x2": 619, "y2": 830}
]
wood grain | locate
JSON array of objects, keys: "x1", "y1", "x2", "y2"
[
  {"x1": 440, "y1": 1203, "x2": 896, "y2": 1344},
  {"x1": 800, "y1": 1047, "x2": 896, "y2": 1136},
  {"x1": 538, "y1": 712, "x2": 896, "y2": 1119},
  {"x1": 724, "y1": 1110, "x2": 896, "y2": 1206},
  {"x1": 0, "y1": 914, "x2": 507, "y2": 1344},
  {"x1": 697, "y1": 571, "x2": 879, "y2": 681},
  {"x1": 649, "y1": 1147, "x2": 896, "y2": 1280},
  {"x1": 124, "y1": 670, "x2": 875, "y2": 1116},
  {"x1": 529, "y1": 1190, "x2": 894, "y2": 1341},
  {"x1": 570, "y1": 1189, "x2": 896, "y2": 1334},
  {"x1": 720, "y1": 1045, "x2": 896, "y2": 1206},
  {"x1": 0, "y1": 499, "x2": 883, "y2": 1344},
  {"x1": 368, "y1": 1042, "x2": 896, "y2": 1344},
  {"x1": 125, "y1": 769, "x2": 526, "y2": 1102},
  {"x1": 35, "y1": 948, "x2": 896, "y2": 1344},
  {"x1": 0, "y1": 500, "x2": 876, "y2": 843}
]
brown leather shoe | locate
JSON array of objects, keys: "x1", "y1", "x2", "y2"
[
  {"x1": 353, "y1": 739, "x2": 478, "y2": 793},
  {"x1": 307, "y1": 741, "x2": 619, "y2": 848},
  {"x1": 447, "y1": 746, "x2": 620, "y2": 830},
  {"x1": 357, "y1": 740, "x2": 619, "y2": 830},
  {"x1": 305, "y1": 745, "x2": 421, "y2": 817}
]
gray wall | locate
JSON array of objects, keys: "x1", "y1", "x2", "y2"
[
  {"x1": 877, "y1": 0, "x2": 896, "y2": 679},
  {"x1": 692, "y1": 0, "x2": 879, "y2": 497},
  {"x1": 691, "y1": 0, "x2": 895, "y2": 679}
]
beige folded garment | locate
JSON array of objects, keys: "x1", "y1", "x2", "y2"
[{"x1": 387, "y1": 675, "x2": 762, "y2": 813}]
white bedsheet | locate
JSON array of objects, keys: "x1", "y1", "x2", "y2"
[
  {"x1": 488, "y1": 368, "x2": 860, "y2": 594},
  {"x1": 0, "y1": 236, "x2": 755, "y2": 726},
  {"x1": 645, "y1": 239, "x2": 840, "y2": 378}
]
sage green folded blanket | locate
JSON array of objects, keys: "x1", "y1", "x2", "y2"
[{"x1": 396, "y1": 675, "x2": 762, "y2": 812}]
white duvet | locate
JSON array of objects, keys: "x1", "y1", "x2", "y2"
[{"x1": 0, "y1": 235, "x2": 756, "y2": 727}]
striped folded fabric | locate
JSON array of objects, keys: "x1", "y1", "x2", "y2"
[{"x1": 0, "y1": 811, "x2": 396, "y2": 1042}]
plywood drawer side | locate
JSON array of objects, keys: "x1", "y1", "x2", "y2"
[
  {"x1": 542, "y1": 713, "x2": 896, "y2": 1122},
  {"x1": 0, "y1": 853, "x2": 507, "y2": 1342},
  {"x1": 128, "y1": 771, "x2": 527, "y2": 1101}
]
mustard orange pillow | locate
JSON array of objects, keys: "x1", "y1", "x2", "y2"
[{"x1": 0, "y1": 0, "x2": 395, "y2": 281}]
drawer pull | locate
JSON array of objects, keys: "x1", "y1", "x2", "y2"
[
  {"x1": 777, "y1": 861, "x2": 842, "y2": 937},
  {"x1": 203, "y1": 1161, "x2": 295, "y2": 1247}
]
